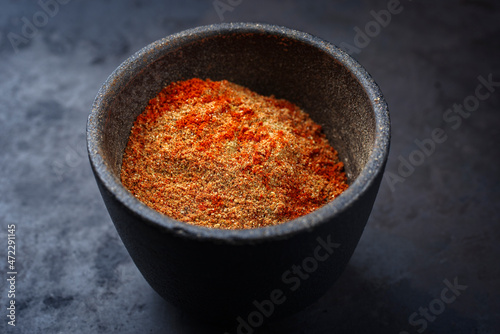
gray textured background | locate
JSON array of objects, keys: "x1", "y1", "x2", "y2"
[{"x1": 1, "y1": 0, "x2": 499, "y2": 333}]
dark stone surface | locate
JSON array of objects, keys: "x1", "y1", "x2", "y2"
[{"x1": 0, "y1": 0, "x2": 498, "y2": 333}]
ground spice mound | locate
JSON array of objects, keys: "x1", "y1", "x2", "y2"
[{"x1": 120, "y1": 78, "x2": 348, "y2": 229}]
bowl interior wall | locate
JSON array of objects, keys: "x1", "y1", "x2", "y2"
[{"x1": 100, "y1": 32, "x2": 375, "y2": 185}]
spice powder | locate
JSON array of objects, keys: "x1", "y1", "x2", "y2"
[{"x1": 120, "y1": 78, "x2": 348, "y2": 229}]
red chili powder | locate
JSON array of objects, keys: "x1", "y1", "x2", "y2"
[{"x1": 120, "y1": 78, "x2": 348, "y2": 229}]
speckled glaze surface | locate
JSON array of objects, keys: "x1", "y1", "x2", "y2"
[{"x1": 87, "y1": 22, "x2": 390, "y2": 321}]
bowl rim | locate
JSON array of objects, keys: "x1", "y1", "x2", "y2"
[{"x1": 87, "y1": 22, "x2": 390, "y2": 244}]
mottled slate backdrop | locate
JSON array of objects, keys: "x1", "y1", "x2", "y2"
[{"x1": 0, "y1": 0, "x2": 499, "y2": 333}]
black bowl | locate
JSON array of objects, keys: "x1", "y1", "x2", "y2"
[{"x1": 87, "y1": 23, "x2": 390, "y2": 323}]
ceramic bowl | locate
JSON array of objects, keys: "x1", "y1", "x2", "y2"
[{"x1": 87, "y1": 22, "x2": 390, "y2": 323}]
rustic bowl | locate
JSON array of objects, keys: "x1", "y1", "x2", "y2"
[{"x1": 87, "y1": 23, "x2": 390, "y2": 324}]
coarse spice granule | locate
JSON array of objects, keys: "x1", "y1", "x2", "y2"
[{"x1": 120, "y1": 78, "x2": 348, "y2": 229}]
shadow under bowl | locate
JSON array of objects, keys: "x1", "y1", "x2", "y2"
[{"x1": 87, "y1": 22, "x2": 390, "y2": 323}]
